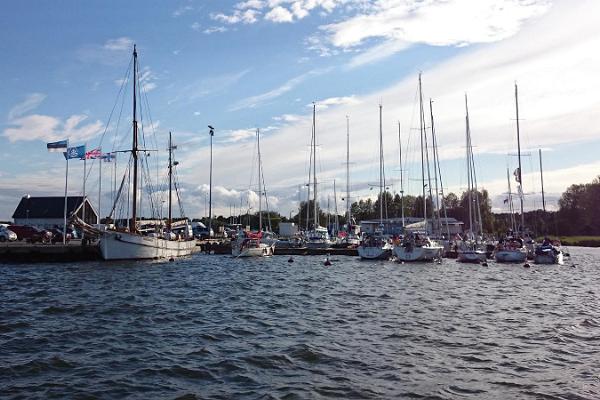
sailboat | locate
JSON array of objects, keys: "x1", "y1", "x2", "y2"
[
  {"x1": 357, "y1": 104, "x2": 393, "y2": 260},
  {"x1": 99, "y1": 48, "x2": 197, "y2": 260},
  {"x1": 305, "y1": 103, "x2": 333, "y2": 249},
  {"x1": 457, "y1": 95, "x2": 487, "y2": 263},
  {"x1": 394, "y1": 74, "x2": 444, "y2": 262},
  {"x1": 231, "y1": 128, "x2": 276, "y2": 257},
  {"x1": 495, "y1": 83, "x2": 528, "y2": 263}
]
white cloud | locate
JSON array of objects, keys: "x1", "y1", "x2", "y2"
[
  {"x1": 229, "y1": 68, "x2": 331, "y2": 110},
  {"x1": 173, "y1": 4, "x2": 193, "y2": 17},
  {"x1": 211, "y1": 9, "x2": 261, "y2": 24},
  {"x1": 103, "y1": 37, "x2": 134, "y2": 51},
  {"x1": 236, "y1": 0, "x2": 266, "y2": 9},
  {"x1": 313, "y1": 95, "x2": 361, "y2": 109},
  {"x1": 204, "y1": 26, "x2": 228, "y2": 34},
  {"x1": 191, "y1": 21, "x2": 201, "y2": 31},
  {"x1": 3, "y1": 114, "x2": 103, "y2": 143},
  {"x1": 223, "y1": 128, "x2": 256, "y2": 143},
  {"x1": 265, "y1": 6, "x2": 294, "y2": 22},
  {"x1": 7, "y1": 93, "x2": 47, "y2": 121}
]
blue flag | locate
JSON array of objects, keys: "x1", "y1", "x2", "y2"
[
  {"x1": 47, "y1": 139, "x2": 68, "y2": 152},
  {"x1": 63, "y1": 145, "x2": 86, "y2": 160}
]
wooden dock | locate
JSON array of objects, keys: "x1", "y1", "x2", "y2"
[{"x1": 0, "y1": 241, "x2": 101, "y2": 262}]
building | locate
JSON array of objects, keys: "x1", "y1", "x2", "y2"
[
  {"x1": 12, "y1": 196, "x2": 98, "y2": 228},
  {"x1": 360, "y1": 217, "x2": 464, "y2": 236}
]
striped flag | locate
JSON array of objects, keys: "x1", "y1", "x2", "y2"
[
  {"x1": 47, "y1": 140, "x2": 68, "y2": 152},
  {"x1": 84, "y1": 148, "x2": 102, "y2": 159}
]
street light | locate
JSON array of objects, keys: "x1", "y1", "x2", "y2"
[{"x1": 208, "y1": 125, "x2": 214, "y2": 238}]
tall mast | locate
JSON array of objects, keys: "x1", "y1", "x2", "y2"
[
  {"x1": 167, "y1": 131, "x2": 173, "y2": 231},
  {"x1": 539, "y1": 148, "x2": 546, "y2": 212},
  {"x1": 257, "y1": 128, "x2": 262, "y2": 231},
  {"x1": 418, "y1": 73, "x2": 427, "y2": 227},
  {"x1": 131, "y1": 44, "x2": 139, "y2": 233},
  {"x1": 398, "y1": 122, "x2": 405, "y2": 227},
  {"x1": 429, "y1": 99, "x2": 440, "y2": 235},
  {"x1": 313, "y1": 102, "x2": 318, "y2": 229},
  {"x1": 515, "y1": 83, "x2": 524, "y2": 231},
  {"x1": 333, "y1": 179, "x2": 339, "y2": 235},
  {"x1": 346, "y1": 115, "x2": 351, "y2": 229},
  {"x1": 465, "y1": 94, "x2": 473, "y2": 237},
  {"x1": 379, "y1": 103, "x2": 384, "y2": 224},
  {"x1": 506, "y1": 167, "x2": 516, "y2": 232}
]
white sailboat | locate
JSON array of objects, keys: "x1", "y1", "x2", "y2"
[
  {"x1": 457, "y1": 94, "x2": 486, "y2": 263},
  {"x1": 358, "y1": 104, "x2": 393, "y2": 260},
  {"x1": 394, "y1": 74, "x2": 443, "y2": 262},
  {"x1": 99, "y1": 48, "x2": 197, "y2": 261},
  {"x1": 231, "y1": 128, "x2": 276, "y2": 257},
  {"x1": 305, "y1": 103, "x2": 333, "y2": 249},
  {"x1": 495, "y1": 83, "x2": 528, "y2": 263}
]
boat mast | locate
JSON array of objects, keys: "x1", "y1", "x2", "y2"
[
  {"x1": 257, "y1": 128, "x2": 262, "y2": 232},
  {"x1": 398, "y1": 122, "x2": 405, "y2": 228},
  {"x1": 131, "y1": 44, "x2": 139, "y2": 233},
  {"x1": 429, "y1": 99, "x2": 441, "y2": 235},
  {"x1": 168, "y1": 131, "x2": 173, "y2": 232},
  {"x1": 465, "y1": 94, "x2": 473, "y2": 238},
  {"x1": 515, "y1": 83, "x2": 525, "y2": 232},
  {"x1": 505, "y1": 167, "x2": 514, "y2": 232},
  {"x1": 346, "y1": 115, "x2": 351, "y2": 229},
  {"x1": 418, "y1": 73, "x2": 427, "y2": 228},
  {"x1": 333, "y1": 179, "x2": 339, "y2": 235},
  {"x1": 539, "y1": 148, "x2": 546, "y2": 212},
  {"x1": 313, "y1": 102, "x2": 318, "y2": 229},
  {"x1": 379, "y1": 103, "x2": 384, "y2": 225}
]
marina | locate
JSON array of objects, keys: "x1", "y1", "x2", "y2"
[{"x1": 3, "y1": 1, "x2": 600, "y2": 398}]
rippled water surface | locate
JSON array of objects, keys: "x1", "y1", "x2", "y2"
[{"x1": 2, "y1": 247, "x2": 600, "y2": 399}]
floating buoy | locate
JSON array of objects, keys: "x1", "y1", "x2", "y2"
[
  {"x1": 481, "y1": 261, "x2": 488, "y2": 267},
  {"x1": 288, "y1": 257, "x2": 294, "y2": 263},
  {"x1": 169, "y1": 257, "x2": 175, "y2": 262},
  {"x1": 523, "y1": 263, "x2": 531, "y2": 268},
  {"x1": 324, "y1": 254, "x2": 332, "y2": 266}
]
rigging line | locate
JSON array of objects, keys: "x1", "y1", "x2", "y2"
[{"x1": 111, "y1": 65, "x2": 132, "y2": 154}]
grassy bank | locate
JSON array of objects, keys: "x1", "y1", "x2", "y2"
[{"x1": 536, "y1": 236, "x2": 600, "y2": 247}]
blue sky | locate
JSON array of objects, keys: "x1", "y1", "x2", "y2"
[{"x1": 2, "y1": 0, "x2": 600, "y2": 220}]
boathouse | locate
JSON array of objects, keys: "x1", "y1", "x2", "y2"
[
  {"x1": 12, "y1": 196, "x2": 98, "y2": 228},
  {"x1": 360, "y1": 217, "x2": 464, "y2": 236}
]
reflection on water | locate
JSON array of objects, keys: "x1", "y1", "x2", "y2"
[{"x1": 1, "y1": 247, "x2": 599, "y2": 399}]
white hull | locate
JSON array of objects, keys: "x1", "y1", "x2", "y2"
[
  {"x1": 495, "y1": 249, "x2": 527, "y2": 263},
  {"x1": 232, "y1": 242, "x2": 275, "y2": 257},
  {"x1": 457, "y1": 250, "x2": 487, "y2": 263},
  {"x1": 357, "y1": 245, "x2": 392, "y2": 260},
  {"x1": 394, "y1": 245, "x2": 443, "y2": 262},
  {"x1": 100, "y1": 231, "x2": 198, "y2": 260},
  {"x1": 534, "y1": 250, "x2": 564, "y2": 265}
]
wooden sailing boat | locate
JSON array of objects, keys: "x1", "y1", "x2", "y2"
[
  {"x1": 357, "y1": 104, "x2": 393, "y2": 260},
  {"x1": 99, "y1": 46, "x2": 197, "y2": 260},
  {"x1": 231, "y1": 128, "x2": 275, "y2": 257},
  {"x1": 394, "y1": 74, "x2": 443, "y2": 262}
]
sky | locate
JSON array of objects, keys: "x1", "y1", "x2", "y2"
[{"x1": 1, "y1": 0, "x2": 600, "y2": 221}]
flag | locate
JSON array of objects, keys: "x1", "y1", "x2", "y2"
[
  {"x1": 513, "y1": 167, "x2": 521, "y2": 183},
  {"x1": 84, "y1": 148, "x2": 102, "y2": 159},
  {"x1": 47, "y1": 140, "x2": 68, "y2": 152},
  {"x1": 63, "y1": 145, "x2": 86, "y2": 160},
  {"x1": 102, "y1": 152, "x2": 116, "y2": 162}
]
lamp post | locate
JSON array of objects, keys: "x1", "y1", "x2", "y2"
[{"x1": 208, "y1": 125, "x2": 214, "y2": 238}]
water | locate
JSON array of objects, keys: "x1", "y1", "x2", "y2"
[{"x1": 1, "y1": 247, "x2": 599, "y2": 399}]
